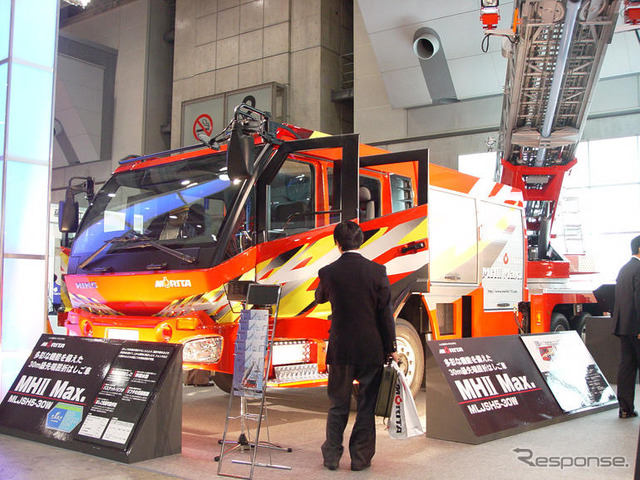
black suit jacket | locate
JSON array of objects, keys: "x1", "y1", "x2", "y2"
[
  {"x1": 315, "y1": 251, "x2": 396, "y2": 365},
  {"x1": 613, "y1": 257, "x2": 640, "y2": 336}
]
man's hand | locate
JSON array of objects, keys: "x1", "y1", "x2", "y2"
[{"x1": 390, "y1": 352, "x2": 399, "y2": 364}]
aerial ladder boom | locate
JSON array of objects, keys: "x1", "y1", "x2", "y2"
[{"x1": 482, "y1": 0, "x2": 623, "y2": 267}]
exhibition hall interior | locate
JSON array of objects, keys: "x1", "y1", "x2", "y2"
[{"x1": 1, "y1": 0, "x2": 640, "y2": 478}]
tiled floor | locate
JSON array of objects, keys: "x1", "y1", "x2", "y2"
[{"x1": 0, "y1": 382, "x2": 637, "y2": 479}]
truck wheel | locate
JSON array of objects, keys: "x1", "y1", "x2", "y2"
[
  {"x1": 550, "y1": 312, "x2": 570, "y2": 332},
  {"x1": 213, "y1": 372, "x2": 233, "y2": 393},
  {"x1": 570, "y1": 312, "x2": 592, "y2": 342},
  {"x1": 395, "y1": 318, "x2": 424, "y2": 398}
]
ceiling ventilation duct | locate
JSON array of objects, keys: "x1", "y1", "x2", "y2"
[{"x1": 412, "y1": 27, "x2": 458, "y2": 105}]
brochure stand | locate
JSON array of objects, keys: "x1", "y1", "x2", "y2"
[{"x1": 216, "y1": 283, "x2": 291, "y2": 479}]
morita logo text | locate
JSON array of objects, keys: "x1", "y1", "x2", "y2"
[{"x1": 155, "y1": 276, "x2": 192, "y2": 288}]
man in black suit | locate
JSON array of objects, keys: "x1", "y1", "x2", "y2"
[
  {"x1": 613, "y1": 235, "x2": 640, "y2": 418},
  {"x1": 315, "y1": 220, "x2": 398, "y2": 471}
]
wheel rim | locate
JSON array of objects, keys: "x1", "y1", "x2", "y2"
[
  {"x1": 396, "y1": 336, "x2": 416, "y2": 387},
  {"x1": 552, "y1": 322, "x2": 568, "y2": 332}
]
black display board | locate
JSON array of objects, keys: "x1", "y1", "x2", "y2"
[
  {"x1": 584, "y1": 316, "x2": 620, "y2": 383},
  {"x1": 0, "y1": 334, "x2": 182, "y2": 463},
  {"x1": 426, "y1": 335, "x2": 563, "y2": 443},
  {"x1": 425, "y1": 333, "x2": 617, "y2": 444}
]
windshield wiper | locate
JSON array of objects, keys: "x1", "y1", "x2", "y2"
[
  {"x1": 120, "y1": 237, "x2": 196, "y2": 264},
  {"x1": 79, "y1": 230, "x2": 196, "y2": 270}
]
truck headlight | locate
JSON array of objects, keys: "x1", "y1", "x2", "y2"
[{"x1": 183, "y1": 336, "x2": 223, "y2": 363}]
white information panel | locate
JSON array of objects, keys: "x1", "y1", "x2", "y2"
[
  {"x1": 478, "y1": 201, "x2": 524, "y2": 311},
  {"x1": 521, "y1": 331, "x2": 616, "y2": 412}
]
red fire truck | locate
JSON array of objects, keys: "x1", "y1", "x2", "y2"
[{"x1": 59, "y1": 104, "x2": 543, "y2": 397}]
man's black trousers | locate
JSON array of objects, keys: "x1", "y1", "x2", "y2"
[
  {"x1": 617, "y1": 335, "x2": 640, "y2": 413},
  {"x1": 322, "y1": 363, "x2": 383, "y2": 469}
]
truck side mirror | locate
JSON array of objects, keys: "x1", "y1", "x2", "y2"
[
  {"x1": 85, "y1": 177, "x2": 95, "y2": 203},
  {"x1": 59, "y1": 198, "x2": 79, "y2": 233},
  {"x1": 227, "y1": 122, "x2": 254, "y2": 180},
  {"x1": 59, "y1": 176, "x2": 94, "y2": 233}
]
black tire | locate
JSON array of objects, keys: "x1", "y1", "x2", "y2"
[
  {"x1": 550, "y1": 312, "x2": 570, "y2": 332},
  {"x1": 395, "y1": 318, "x2": 424, "y2": 398},
  {"x1": 213, "y1": 372, "x2": 233, "y2": 393},
  {"x1": 570, "y1": 312, "x2": 592, "y2": 342}
]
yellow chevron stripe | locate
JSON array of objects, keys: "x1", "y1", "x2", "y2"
[{"x1": 399, "y1": 218, "x2": 427, "y2": 245}]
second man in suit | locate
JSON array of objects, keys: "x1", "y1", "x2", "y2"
[{"x1": 613, "y1": 235, "x2": 640, "y2": 418}]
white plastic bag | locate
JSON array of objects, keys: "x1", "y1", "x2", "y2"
[{"x1": 388, "y1": 362, "x2": 425, "y2": 439}]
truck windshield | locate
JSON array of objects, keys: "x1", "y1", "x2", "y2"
[{"x1": 71, "y1": 153, "x2": 241, "y2": 265}]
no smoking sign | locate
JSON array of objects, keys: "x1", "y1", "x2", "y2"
[{"x1": 193, "y1": 114, "x2": 213, "y2": 141}]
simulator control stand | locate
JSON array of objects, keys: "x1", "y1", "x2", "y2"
[{"x1": 215, "y1": 282, "x2": 292, "y2": 479}]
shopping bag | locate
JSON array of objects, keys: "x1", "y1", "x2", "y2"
[
  {"x1": 388, "y1": 362, "x2": 424, "y2": 439},
  {"x1": 375, "y1": 361, "x2": 398, "y2": 417}
]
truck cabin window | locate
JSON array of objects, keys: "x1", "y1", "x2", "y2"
[{"x1": 71, "y1": 153, "x2": 244, "y2": 267}]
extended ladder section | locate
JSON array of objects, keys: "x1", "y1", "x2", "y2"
[{"x1": 496, "y1": 0, "x2": 622, "y2": 260}]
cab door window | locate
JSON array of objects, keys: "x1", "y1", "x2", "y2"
[
  {"x1": 327, "y1": 169, "x2": 382, "y2": 222},
  {"x1": 359, "y1": 175, "x2": 381, "y2": 221},
  {"x1": 267, "y1": 159, "x2": 314, "y2": 239}
]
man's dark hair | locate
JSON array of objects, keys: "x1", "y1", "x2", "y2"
[
  {"x1": 334, "y1": 221, "x2": 363, "y2": 251},
  {"x1": 632, "y1": 235, "x2": 640, "y2": 255}
]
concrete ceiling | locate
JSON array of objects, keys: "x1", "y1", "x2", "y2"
[{"x1": 356, "y1": 0, "x2": 640, "y2": 109}]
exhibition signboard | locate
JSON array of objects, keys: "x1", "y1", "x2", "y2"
[
  {"x1": 425, "y1": 332, "x2": 616, "y2": 444},
  {"x1": 76, "y1": 343, "x2": 176, "y2": 448},
  {"x1": 427, "y1": 335, "x2": 562, "y2": 440},
  {"x1": 0, "y1": 334, "x2": 182, "y2": 463},
  {"x1": 0, "y1": 335, "x2": 121, "y2": 440}
]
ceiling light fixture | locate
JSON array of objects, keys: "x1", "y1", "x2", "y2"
[{"x1": 480, "y1": 0, "x2": 500, "y2": 30}]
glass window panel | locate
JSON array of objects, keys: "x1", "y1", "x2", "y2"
[
  {"x1": 0, "y1": 0, "x2": 10, "y2": 61},
  {"x1": 588, "y1": 136, "x2": 640, "y2": 186},
  {"x1": 458, "y1": 152, "x2": 498, "y2": 180},
  {"x1": 390, "y1": 174, "x2": 413, "y2": 212},
  {"x1": 2, "y1": 258, "x2": 46, "y2": 353},
  {"x1": 4, "y1": 161, "x2": 49, "y2": 255},
  {"x1": 582, "y1": 184, "x2": 640, "y2": 234},
  {"x1": 7, "y1": 63, "x2": 53, "y2": 161},
  {"x1": 12, "y1": 0, "x2": 57, "y2": 68},
  {"x1": 564, "y1": 142, "x2": 589, "y2": 188},
  {"x1": 359, "y1": 175, "x2": 381, "y2": 220},
  {"x1": 0, "y1": 62, "x2": 6, "y2": 154},
  {"x1": 594, "y1": 232, "x2": 640, "y2": 284}
]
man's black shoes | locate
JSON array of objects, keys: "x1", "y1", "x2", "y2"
[
  {"x1": 619, "y1": 410, "x2": 638, "y2": 419},
  {"x1": 351, "y1": 462, "x2": 371, "y2": 471},
  {"x1": 323, "y1": 459, "x2": 339, "y2": 470}
]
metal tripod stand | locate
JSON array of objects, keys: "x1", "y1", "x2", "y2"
[{"x1": 216, "y1": 284, "x2": 291, "y2": 479}]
